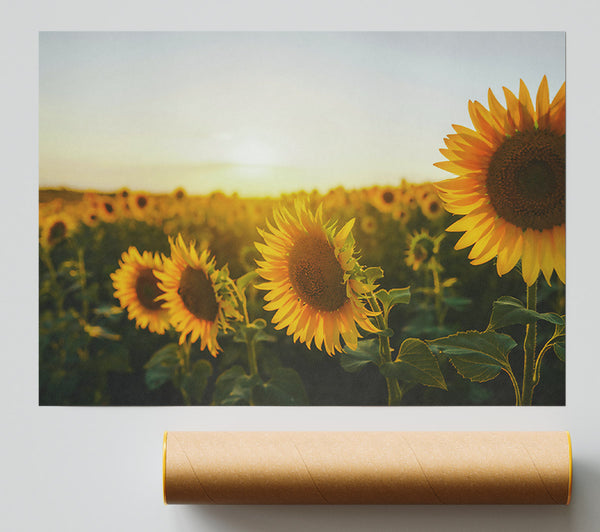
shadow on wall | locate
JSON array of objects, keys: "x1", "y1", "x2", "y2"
[{"x1": 178, "y1": 503, "x2": 574, "y2": 532}]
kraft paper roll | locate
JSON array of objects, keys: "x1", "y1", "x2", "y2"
[{"x1": 163, "y1": 431, "x2": 572, "y2": 505}]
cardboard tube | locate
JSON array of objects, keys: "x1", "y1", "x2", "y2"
[{"x1": 163, "y1": 431, "x2": 572, "y2": 505}]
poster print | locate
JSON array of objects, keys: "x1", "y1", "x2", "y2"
[{"x1": 39, "y1": 32, "x2": 565, "y2": 406}]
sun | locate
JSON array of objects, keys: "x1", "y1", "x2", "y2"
[{"x1": 230, "y1": 138, "x2": 279, "y2": 166}]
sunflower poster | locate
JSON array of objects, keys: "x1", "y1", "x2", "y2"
[{"x1": 39, "y1": 32, "x2": 565, "y2": 406}]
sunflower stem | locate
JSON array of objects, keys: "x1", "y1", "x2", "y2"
[
  {"x1": 522, "y1": 279, "x2": 538, "y2": 406},
  {"x1": 77, "y1": 247, "x2": 89, "y2": 321},
  {"x1": 233, "y1": 280, "x2": 260, "y2": 378},
  {"x1": 247, "y1": 336, "x2": 259, "y2": 377},
  {"x1": 40, "y1": 247, "x2": 64, "y2": 315},
  {"x1": 505, "y1": 368, "x2": 522, "y2": 406},
  {"x1": 177, "y1": 339, "x2": 192, "y2": 406},
  {"x1": 431, "y1": 267, "x2": 444, "y2": 327},
  {"x1": 182, "y1": 339, "x2": 191, "y2": 372},
  {"x1": 367, "y1": 292, "x2": 403, "y2": 405}
]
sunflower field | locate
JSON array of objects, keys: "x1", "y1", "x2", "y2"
[{"x1": 39, "y1": 78, "x2": 565, "y2": 406}]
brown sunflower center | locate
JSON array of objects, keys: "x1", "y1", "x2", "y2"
[
  {"x1": 382, "y1": 191, "x2": 395, "y2": 204},
  {"x1": 428, "y1": 201, "x2": 440, "y2": 213},
  {"x1": 413, "y1": 237, "x2": 434, "y2": 262},
  {"x1": 104, "y1": 202, "x2": 114, "y2": 214},
  {"x1": 486, "y1": 130, "x2": 565, "y2": 231},
  {"x1": 135, "y1": 269, "x2": 164, "y2": 310},
  {"x1": 49, "y1": 221, "x2": 67, "y2": 242},
  {"x1": 287, "y1": 234, "x2": 347, "y2": 312},
  {"x1": 178, "y1": 266, "x2": 219, "y2": 321},
  {"x1": 137, "y1": 196, "x2": 147, "y2": 208}
]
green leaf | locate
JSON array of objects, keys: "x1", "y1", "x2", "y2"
[
  {"x1": 429, "y1": 331, "x2": 516, "y2": 383},
  {"x1": 144, "y1": 343, "x2": 180, "y2": 390},
  {"x1": 340, "y1": 339, "x2": 380, "y2": 373},
  {"x1": 487, "y1": 296, "x2": 565, "y2": 331},
  {"x1": 380, "y1": 338, "x2": 447, "y2": 390},
  {"x1": 443, "y1": 296, "x2": 472, "y2": 311},
  {"x1": 213, "y1": 366, "x2": 262, "y2": 405},
  {"x1": 181, "y1": 360, "x2": 213, "y2": 404},
  {"x1": 236, "y1": 271, "x2": 258, "y2": 292},
  {"x1": 251, "y1": 368, "x2": 309, "y2": 405},
  {"x1": 554, "y1": 341, "x2": 565, "y2": 362},
  {"x1": 375, "y1": 287, "x2": 411, "y2": 320},
  {"x1": 213, "y1": 366, "x2": 246, "y2": 404},
  {"x1": 387, "y1": 287, "x2": 411, "y2": 306},
  {"x1": 376, "y1": 328, "x2": 394, "y2": 338},
  {"x1": 364, "y1": 266, "x2": 384, "y2": 283}
]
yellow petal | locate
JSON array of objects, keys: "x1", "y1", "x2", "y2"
[
  {"x1": 539, "y1": 229, "x2": 555, "y2": 285},
  {"x1": 553, "y1": 224, "x2": 566, "y2": 283},
  {"x1": 521, "y1": 229, "x2": 541, "y2": 286},
  {"x1": 445, "y1": 207, "x2": 492, "y2": 233},
  {"x1": 468, "y1": 100, "x2": 504, "y2": 145},
  {"x1": 334, "y1": 218, "x2": 355, "y2": 248},
  {"x1": 503, "y1": 86, "x2": 521, "y2": 131},
  {"x1": 454, "y1": 216, "x2": 495, "y2": 250},
  {"x1": 470, "y1": 221, "x2": 506, "y2": 265},
  {"x1": 495, "y1": 224, "x2": 523, "y2": 276},
  {"x1": 518, "y1": 79, "x2": 535, "y2": 131},
  {"x1": 536, "y1": 75, "x2": 550, "y2": 129}
]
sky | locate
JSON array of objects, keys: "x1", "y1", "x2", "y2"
[{"x1": 39, "y1": 32, "x2": 565, "y2": 197}]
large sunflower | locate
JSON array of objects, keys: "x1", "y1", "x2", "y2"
[
  {"x1": 111, "y1": 247, "x2": 170, "y2": 334},
  {"x1": 255, "y1": 202, "x2": 379, "y2": 356},
  {"x1": 155, "y1": 235, "x2": 240, "y2": 356},
  {"x1": 434, "y1": 77, "x2": 565, "y2": 286}
]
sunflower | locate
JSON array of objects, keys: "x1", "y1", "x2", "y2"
[
  {"x1": 421, "y1": 195, "x2": 444, "y2": 221},
  {"x1": 111, "y1": 247, "x2": 170, "y2": 334},
  {"x1": 173, "y1": 187, "x2": 186, "y2": 201},
  {"x1": 40, "y1": 213, "x2": 76, "y2": 248},
  {"x1": 435, "y1": 77, "x2": 565, "y2": 286},
  {"x1": 255, "y1": 202, "x2": 379, "y2": 356},
  {"x1": 370, "y1": 186, "x2": 401, "y2": 213},
  {"x1": 97, "y1": 196, "x2": 118, "y2": 223},
  {"x1": 129, "y1": 192, "x2": 153, "y2": 219},
  {"x1": 360, "y1": 215, "x2": 378, "y2": 235},
  {"x1": 116, "y1": 187, "x2": 130, "y2": 200},
  {"x1": 81, "y1": 207, "x2": 100, "y2": 227},
  {"x1": 405, "y1": 230, "x2": 443, "y2": 272},
  {"x1": 155, "y1": 235, "x2": 240, "y2": 355}
]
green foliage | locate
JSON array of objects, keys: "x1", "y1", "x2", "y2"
[
  {"x1": 375, "y1": 287, "x2": 411, "y2": 320},
  {"x1": 487, "y1": 296, "x2": 564, "y2": 331},
  {"x1": 144, "y1": 343, "x2": 180, "y2": 390},
  {"x1": 340, "y1": 339, "x2": 380, "y2": 373},
  {"x1": 251, "y1": 368, "x2": 309, "y2": 405},
  {"x1": 554, "y1": 342, "x2": 565, "y2": 362},
  {"x1": 181, "y1": 360, "x2": 213, "y2": 403},
  {"x1": 39, "y1": 188, "x2": 565, "y2": 406},
  {"x1": 429, "y1": 331, "x2": 516, "y2": 383},
  {"x1": 213, "y1": 366, "x2": 262, "y2": 405},
  {"x1": 236, "y1": 271, "x2": 259, "y2": 292},
  {"x1": 380, "y1": 338, "x2": 447, "y2": 390}
]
